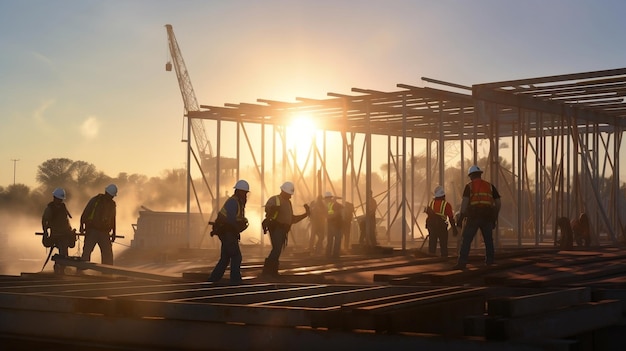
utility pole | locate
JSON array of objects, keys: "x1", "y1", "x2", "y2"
[{"x1": 10, "y1": 158, "x2": 19, "y2": 185}]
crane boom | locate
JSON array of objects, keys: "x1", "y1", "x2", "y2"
[{"x1": 165, "y1": 24, "x2": 211, "y2": 160}]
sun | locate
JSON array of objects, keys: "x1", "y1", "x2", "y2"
[{"x1": 286, "y1": 115, "x2": 317, "y2": 163}]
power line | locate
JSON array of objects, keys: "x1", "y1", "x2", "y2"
[{"x1": 10, "y1": 158, "x2": 20, "y2": 185}]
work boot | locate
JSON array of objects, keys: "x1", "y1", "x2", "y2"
[
  {"x1": 451, "y1": 263, "x2": 466, "y2": 270},
  {"x1": 261, "y1": 258, "x2": 271, "y2": 277},
  {"x1": 261, "y1": 259, "x2": 279, "y2": 277},
  {"x1": 53, "y1": 264, "x2": 65, "y2": 275}
]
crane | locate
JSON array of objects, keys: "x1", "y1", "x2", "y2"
[{"x1": 165, "y1": 24, "x2": 212, "y2": 165}]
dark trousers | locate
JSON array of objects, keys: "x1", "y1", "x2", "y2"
[
  {"x1": 308, "y1": 223, "x2": 325, "y2": 255},
  {"x1": 81, "y1": 228, "x2": 113, "y2": 265},
  {"x1": 267, "y1": 225, "x2": 288, "y2": 262},
  {"x1": 358, "y1": 215, "x2": 377, "y2": 246},
  {"x1": 456, "y1": 216, "x2": 495, "y2": 266},
  {"x1": 326, "y1": 223, "x2": 342, "y2": 258},
  {"x1": 50, "y1": 241, "x2": 69, "y2": 274},
  {"x1": 209, "y1": 233, "x2": 242, "y2": 282},
  {"x1": 427, "y1": 220, "x2": 449, "y2": 257}
]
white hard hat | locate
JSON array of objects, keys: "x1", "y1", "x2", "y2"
[
  {"x1": 324, "y1": 191, "x2": 333, "y2": 198},
  {"x1": 52, "y1": 187, "x2": 66, "y2": 200},
  {"x1": 280, "y1": 181, "x2": 295, "y2": 195},
  {"x1": 105, "y1": 184, "x2": 118, "y2": 197},
  {"x1": 468, "y1": 165, "x2": 483, "y2": 176},
  {"x1": 233, "y1": 179, "x2": 250, "y2": 192},
  {"x1": 434, "y1": 186, "x2": 445, "y2": 198}
]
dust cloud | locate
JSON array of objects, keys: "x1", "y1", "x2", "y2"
[
  {"x1": 0, "y1": 192, "x2": 138, "y2": 276},
  {"x1": 0, "y1": 212, "x2": 58, "y2": 275}
]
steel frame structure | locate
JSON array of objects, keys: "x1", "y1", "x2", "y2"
[{"x1": 183, "y1": 67, "x2": 626, "y2": 250}]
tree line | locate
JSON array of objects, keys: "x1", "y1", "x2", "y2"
[{"x1": 0, "y1": 158, "x2": 189, "y2": 217}]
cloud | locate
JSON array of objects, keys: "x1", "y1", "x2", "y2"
[
  {"x1": 31, "y1": 51, "x2": 55, "y2": 68},
  {"x1": 32, "y1": 100, "x2": 57, "y2": 138},
  {"x1": 80, "y1": 116, "x2": 100, "y2": 139},
  {"x1": 32, "y1": 99, "x2": 56, "y2": 125}
]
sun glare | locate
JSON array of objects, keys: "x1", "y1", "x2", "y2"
[{"x1": 287, "y1": 115, "x2": 317, "y2": 162}]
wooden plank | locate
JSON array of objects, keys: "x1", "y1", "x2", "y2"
[
  {"x1": 487, "y1": 287, "x2": 591, "y2": 317},
  {"x1": 323, "y1": 288, "x2": 486, "y2": 334},
  {"x1": 0, "y1": 292, "x2": 112, "y2": 314},
  {"x1": 115, "y1": 298, "x2": 331, "y2": 328},
  {"x1": 592, "y1": 288, "x2": 626, "y2": 314},
  {"x1": 0, "y1": 307, "x2": 543, "y2": 351},
  {"x1": 485, "y1": 300, "x2": 622, "y2": 340},
  {"x1": 53, "y1": 255, "x2": 181, "y2": 281},
  {"x1": 343, "y1": 287, "x2": 486, "y2": 313},
  {"x1": 378, "y1": 296, "x2": 486, "y2": 336},
  {"x1": 503, "y1": 259, "x2": 626, "y2": 288}
]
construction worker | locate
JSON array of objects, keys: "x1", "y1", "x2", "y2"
[
  {"x1": 341, "y1": 201, "x2": 354, "y2": 251},
  {"x1": 261, "y1": 181, "x2": 309, "y2": 277},
  {"x1": 556, "y1": 216, "x2": 574, "y2": 250},
  {"x1": 453, "y1": 165, "x2": 501, "y2": 270},
  {"x1": 571, "y1": 212, "x2": 591, "y2": 247},
  {"x1": 307, "y1": 195, "x2": 327, "y2": 255},
  {"x1": 324, "y1": 191, "x2": 344, "y2": 259},
  {"x1": 41, "y1": 187, "x2": 77, "y2": 274},
  {"x1": 425, "y1": 185, "x2": 457, "y2": 258},
  {"x1": 207, "y1": 180, "x2": 250, "y2": 284},
  {"x1": 80, "y1": 184, "x2": 118, "y2": 266},
  {"x1": 358, "y1": 190, "x2": 378, "y2": 246}
]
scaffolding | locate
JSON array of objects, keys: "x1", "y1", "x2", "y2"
[{"x1": 181, "y1": 67, "x2": 626, "y2": 251}]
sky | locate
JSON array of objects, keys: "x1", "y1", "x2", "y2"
[{"x1": 1, "y1": 0, "x2": 625, "y2": 188}]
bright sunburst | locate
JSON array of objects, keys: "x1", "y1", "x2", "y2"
[{"x1": 286, "y1": 115, "x2": 317, "y2": 164}]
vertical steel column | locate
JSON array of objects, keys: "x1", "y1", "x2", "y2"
[
  {"x1": 401, "y1": 93, "x2": 408, "y2": 251},
  {"x1": 593, "y1": 122, "x2": 600, "y2": 244},
  {"x1": 438, "y1": 99, "x2": 445, "y2": 187},
  {"x1": 517, "y1": 109, "x2": 524, "y2": 242},
  {"x1": 261, "y1": 121, "x2": 266, "y2": 249},
  {"x1": 614, "y1": 124, "x2": 622, "y2": 241},
  {"x1": 511, "y1": 110, "x2": 518, "y2": 245},
  {"x1": 487, "y1": 103, "x2": 499, "y2": 246},
  {"x1": 185, "y1": 115, "x2": 192, "y2": 249},
  {"x1": 535, "y1": 112, "x2": 541, "y2": 245},
  {"x1": 410, "y1": 137, "x2": 415, "y2": 241},
  {"x1": 365, "y1": 99, "x2": 373, "y2": 244}
]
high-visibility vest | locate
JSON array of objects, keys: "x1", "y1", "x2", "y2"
[
  {"x1": 268, "y1": 196, "x2": 281, "y2": 219},
  {"x1": 469, "y1": 179, "x2": 494, "y2": 207},
  {"x1": 428, "y1": 199, "x2": 448, "y2": 221},
  {"x1": 327, "y1": 201, "x2": 335, "y2": 215},
  {"x1": 219, "y1": 195, "x2": 244, "y2": 220}
]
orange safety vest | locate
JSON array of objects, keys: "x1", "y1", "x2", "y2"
[
  {"x1": 469, "y1": 178, "x2": 494, "y2": 207},
  {"x1": 428, "y1": 199, "x2": 448, "y2": 221}
]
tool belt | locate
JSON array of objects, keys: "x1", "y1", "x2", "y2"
[
  {"x1": 262, "y1": 218, "x2": 290, "y2": 234},
  {"x1": 42, "y1": 230, "x2": 77, "y2": 248},
  {"x1": 425, "y1": 215, "x2": 447, "y2": 230}
]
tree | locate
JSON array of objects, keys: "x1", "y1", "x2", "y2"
[
  {"x1": 36, "y1": 158, "x2": 74, "y2": 190},
  {"x1": 70, "y1": 160, "x2": 99, "y2": 185},
  {"x1": 0, "y1": 183, "x2": 36, "y2": 214}
]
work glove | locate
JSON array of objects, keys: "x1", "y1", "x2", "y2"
[
  {"x1": 262, "y1": 218, "x2": 271, "y2": 234},
  {"x1": 456, "y1": 213, "x2": 465, "y2": 228}
]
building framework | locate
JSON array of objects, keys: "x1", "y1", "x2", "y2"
[{"x1": 184, "y1": 67, "x2": 626, "y2": 250}]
